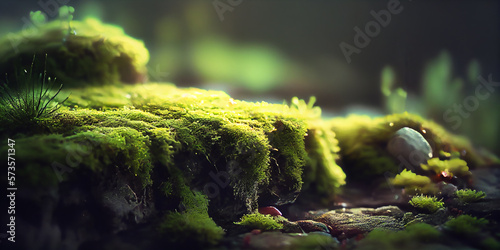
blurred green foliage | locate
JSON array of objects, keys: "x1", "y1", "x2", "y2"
[{"x1": 381, "y1": 51, "x2": 500, "y2": 156}]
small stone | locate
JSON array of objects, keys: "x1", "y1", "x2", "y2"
[
  {"x1": 437, "y1": 181, "x2": 458, "y2": 198},
  {"x1": 387, "y1": 127, "x2": 433, "y2": 169}
]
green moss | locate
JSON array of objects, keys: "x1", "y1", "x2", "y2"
[
  {"x1": 158, "y1": 172, "x2": 224, "y2": 246},
  {"x1": 235, "y1": 213, "x2": 284, "y2": 231},
  {"x1": 147, "y1": 128, "x2": 180, "y2": 167},
  {"x1": 159, "y1": 211, "x2": 223, "y2": 246},
  {"x1": 7, "y1": 125, "x2": 153, "y2": 188},
  {"x1": 290, "y1": 233, "x2": 338, "y2": 249},
  {"x1": 47, "y1": 83, "x2": 338, "y2": 197},
  {"x1": 455, "y1": 189, "x2": 486, "y2": 203},
  {"x1": 2, "y1": 80, "x2": 348, "y2": 247},
  {"x1": 421, "y1": 158, "x2": 470, "y2": 177},
  {"x1": 219, "y1": 122, "x2": 271, "y2": 197},
  {"x1": 482, "y1": 237, "x2": 500, "y2": 250},
  {"x1": 358, "y1": 223, "x2": 440, "y2": 250},
  {"x1": 303, "y1": 122, "x2": 345, "y2": 195},
  {"x1": 392, "y1": 169, "x2": 431, "y2": 187},
  {"x1": 69, "y1": 127, "x2": 153, "y2": 186},
  {"x1": 409, "y1": 195, "x2": 444, "y2": 213},
  {"x1": 0, "y1": 16, "x2": 149, "y2": 86},
  {"x1": 267, "y1": 119, "x2": 308, "y2": 191},
  {"x1": 391, "y1": 169, "x2": 435, "y2": 194},
  {"x1": 444, "y1": 215, "x2": 488, "y2": 235}
]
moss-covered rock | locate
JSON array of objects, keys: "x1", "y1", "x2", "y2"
[
  {"x1": 2, "y1": 8, "x2": 496, "y2": 249},
  {"x1": 328, "y1": 112, "x2": 488, "y2": 183},
  {"x1": 0, "y1": 81, "x2": 347, "y2": 247},
  {"x1": 0, "y1": 17, "x2": 149, "y2": 86}
]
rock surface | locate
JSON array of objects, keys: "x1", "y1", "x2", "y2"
[{"x1": 315, "y1": 210, "x2": 405, "y2": 238}]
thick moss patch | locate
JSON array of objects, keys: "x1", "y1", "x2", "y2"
[{"x1": 0, "y1": 82, "x2": 347, "y2": 246}]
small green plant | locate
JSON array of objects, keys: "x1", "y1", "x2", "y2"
[
  {"x1": 287, "y1": 96, "x2": 322, "y2": 119},
  {"x1": 444, "y1": 215, "x2": 488, "y2": 235},
  {"x1": 409, "y1": 195, "x2": 444, "y2": 213},
  {"x1": 456, "y1": 189, "x2": 486, "y2": 203},
  {"x1": 235, "y1": 213, "x2": 284, "y2": 231},
  {"x1": 0, "y1": 55, "x2": 68, "y2": 126}
]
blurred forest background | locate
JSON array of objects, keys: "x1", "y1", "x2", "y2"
[{"x1": 0, "y1": 0, "x2": 499, "y2": 155}]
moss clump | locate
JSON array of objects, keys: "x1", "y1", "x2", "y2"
[
  {"x1": 219, "y1": 122, "x2": 271, "y2": 198},
  {"x1": 444, "y1": 215, "x2": 488, "y2": 235},
  {"x1": 235, "y1": 213, "x2": 284, "y2": 231},
  {"x1": 392, "y1": 169, "x2": 431, "y2": 188},
  {"x1": 455, "y1": 189, "x2": 486, "y2": 203},
  {"x1": 0, "y1": 14, "x2": 149, "y2": 86},
  {"x1": 420, "y1": 158, "x2": 470, "y2": 178},
  {"x1": 391, "y1": 169, "x2": 436, "y2": 195},
  {"x1": 1, "y1": 79, "x2": 344, "y2": 247},
  {"x1": 358, "y1": 223, "x2": 440, "y2": 250},
  {"x1": 71, "y1": 127, "x2": 153, "y2": 186},
  {"x1": 50, "y1": 83, "x2": 344, "y2": 201},
  {"x1": 409, "y1": 195, "x2": 444, "y2": 213},
  {"x1": 303, "y1": 121, "x2": 345, "y2": 196}
]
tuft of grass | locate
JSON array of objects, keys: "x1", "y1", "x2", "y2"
[
  {"x1": 409, "y1": 195, "x2": 444, "y2": 213},
  {"x1": 0, "y1": 55, "x2": 68, "y2": 126},
  {"x1": 455, "y1": 189, "x2": 486, "y2": 203}
]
